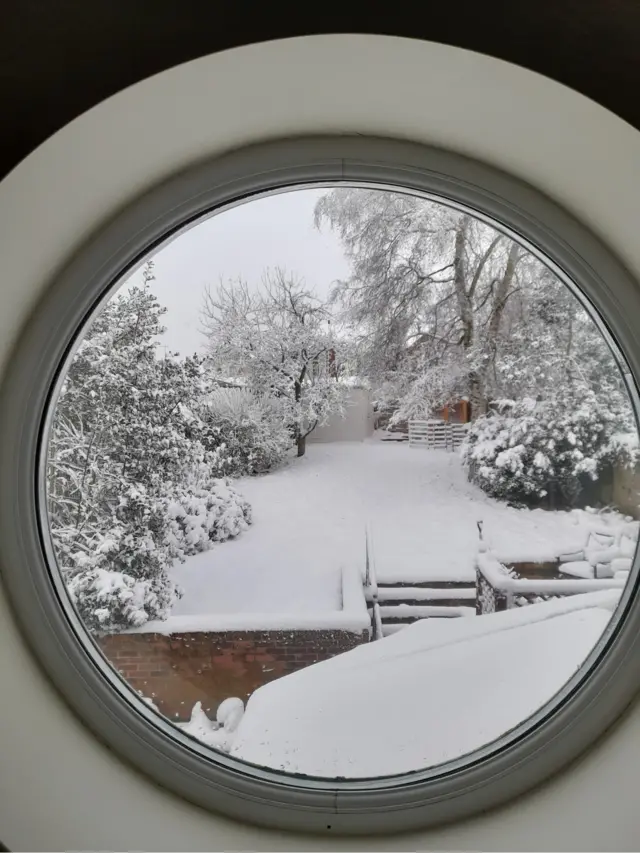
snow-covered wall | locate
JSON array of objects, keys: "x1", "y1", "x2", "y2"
[{"x1": 308, "y1": 388, "x2": 375, "y2": 443}]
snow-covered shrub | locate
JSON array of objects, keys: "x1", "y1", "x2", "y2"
[
  {"x1": 59, "y1": 478, "x2": 252, "y2": 632},
  {"x1": 608, "y1": 431, "x2": 640, "y2": 469},
  {"x1": 201, "y1": 388, "x2": 291, "y2": 476},
  {"x1": 164, "y1": 479, "x2": 252, "y2": 559},
  {"x1": 46, "y1": 266, "x2": 253, "y2": 633},
  {"x1": 52, "y1": 483, "x2": 181, "y2": 632},
  {"x1": 51, "y1": 482, "x2": 166, "y2": 574},
  {"x1": 207, "y1": 387, "x2": 258, "y2": 420},
  {"x1": 462, "y1": 395, "x2": 635, "y2": 508},
  {"x1": 67, "y1": 567, "x2": 178, "y2": 634}
]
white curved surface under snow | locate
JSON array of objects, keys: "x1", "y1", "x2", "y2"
[{"x1": 229, "y1": 591, "x2": 619, "y2": 777}]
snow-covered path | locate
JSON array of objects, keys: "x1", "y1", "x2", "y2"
[{"x1": 170, "y1": 437, "x2": 610, "y2": 616}]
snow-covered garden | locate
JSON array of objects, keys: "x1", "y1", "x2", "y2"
[
  {"x1": 44, "y1": 185, "x2": 640, "y2": 777},
  {"x1": 146, "y1": 437, "x2": 633, "y2": 626}
]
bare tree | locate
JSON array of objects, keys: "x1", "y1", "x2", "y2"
[
  {"x1": 315, "y1": 189, "x2": 525, "y2": 418},
  {"x1": 201, "y1": 268, "x2": 347, "y2": 456}
]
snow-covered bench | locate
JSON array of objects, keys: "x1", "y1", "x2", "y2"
[{"x1": 556, "y1": 522, "x2": 637, "y2": 579}]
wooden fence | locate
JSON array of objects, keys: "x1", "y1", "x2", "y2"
[{"x1": 409, "y1": 419, "x2": 468, "y2": 451}]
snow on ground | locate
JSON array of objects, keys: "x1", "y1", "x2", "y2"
[
  {"x1": 168, "y1": 436, "x2": 632, "y2": 618},
  {"x1": 227, "y1": 590, "x2": 619, "y2": 777}
]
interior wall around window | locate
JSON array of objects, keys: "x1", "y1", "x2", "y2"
[{"x1": 2, "y1": 34, "x2": 640, "y2": 851}]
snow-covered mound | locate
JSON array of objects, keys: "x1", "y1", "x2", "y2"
[
  {"x1": 178, "y1": 697, "x2": 245, "y2": 752},
  {"x1": 227, "y1": 590, "x2": 619, "y2": 778}
]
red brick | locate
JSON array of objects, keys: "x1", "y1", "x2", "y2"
[{"x1": 97, "y1": 628, "x2": 368, "y2": 721}]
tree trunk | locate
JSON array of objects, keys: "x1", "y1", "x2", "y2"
[
  {"x1": 482, "y1": 241, "x2": 520, "y2": 408},
  {"x1": 469, "y1": 371, "x2": 487, "y2": 419},
  {"x1": 296, "y1": 434, "x2": 307, "y2": 457},
  {"x1": 453, "y1": 218, "x2": 473, "y2": 349},
  {"x1": 453, "y1": 218, "x2": 487, "y2": 418}
]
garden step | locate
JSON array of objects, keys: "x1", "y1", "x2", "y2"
[
  {"x1": 376, "y1": 580, "x2": 475, "y2": 589},
  {"x1": 375, "y1": 586, "x2": 475, "y2": 603},
  {"x1": 378, "y1": 604, "x2": 475, "y2": 621}
]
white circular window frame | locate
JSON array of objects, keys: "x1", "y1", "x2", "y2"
[{"x1": 1, "y1": 135, "x2": 640, "y2": 835}]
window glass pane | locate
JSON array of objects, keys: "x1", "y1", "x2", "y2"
[{"x1": 44, "y1": 186, "x2": 639, "y2": 779}]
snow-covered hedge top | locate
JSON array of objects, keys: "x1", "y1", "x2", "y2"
[{"x1": 609, "y1": 431, "x2": 640, "y2": 457}]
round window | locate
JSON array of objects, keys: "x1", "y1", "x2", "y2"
[{"x1": 1, "y1": 138, "x2": 639, "y2": 834}]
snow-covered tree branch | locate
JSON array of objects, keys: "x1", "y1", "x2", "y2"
[{"x1": 201, "y1": 268, "x2": 348, "y2": 456}]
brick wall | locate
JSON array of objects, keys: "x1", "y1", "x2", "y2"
[{"x1": 98, "y1": 629, "x2": 368, "y2": 722}]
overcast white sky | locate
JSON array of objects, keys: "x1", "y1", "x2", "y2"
[{"x1": 125, "y1": 188, "x2": 350, "y2": 355}]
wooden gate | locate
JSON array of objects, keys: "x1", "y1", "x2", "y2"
[{"x1": 409, "y1": 419, "x2": 468, "y2": 451}]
